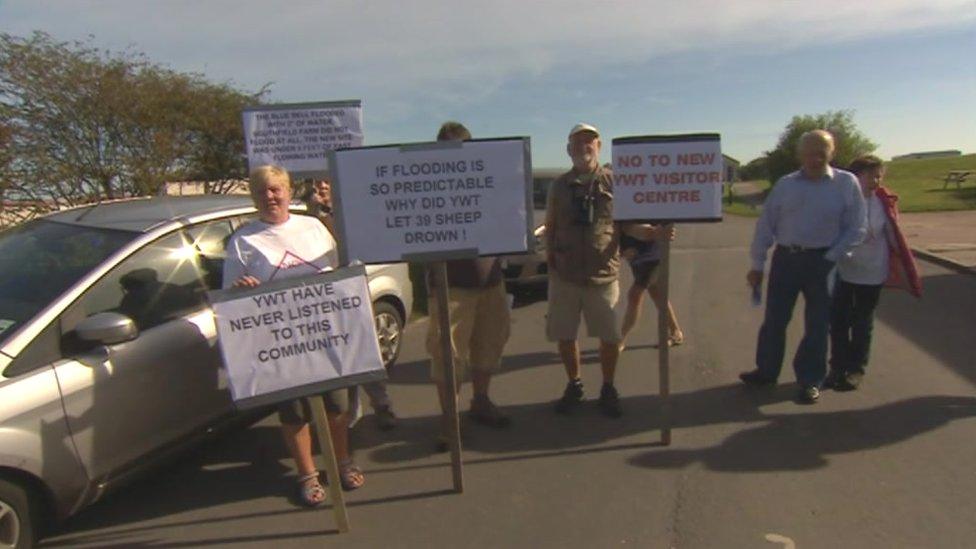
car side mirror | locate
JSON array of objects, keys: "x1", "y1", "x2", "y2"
[{"x1": 75, "y1": 312, "x2": 139, "y2": 345}]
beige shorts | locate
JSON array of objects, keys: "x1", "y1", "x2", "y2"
[
  {"x1": 546, "y1": 274, "x2": 621, "y2": 343},
  {"x1": 427, "y1": 283, "x2": 511, "y2": 383}
]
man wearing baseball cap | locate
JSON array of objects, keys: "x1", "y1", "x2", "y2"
[{"x1": 545, "y1": 123, "x2": 627, "y2": 417}]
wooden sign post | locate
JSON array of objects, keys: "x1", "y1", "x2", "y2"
[
  {"x1": 656, "y1": 224, "x2": 673, "y2": 445},
  {"x1": 612, "y1": 134, "x2": 724, "y2": 446},
  {"x1": 430, "y1": 261, "x2": 465, "y2": 491},
  {"x1": 329, "y1": 137, "x2": 534, "y2": 492},
  {"x1": 309, "y1": 396, "x2": 351, "y2": 532}
]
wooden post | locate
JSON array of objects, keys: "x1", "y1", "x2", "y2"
[
  {"x1": 308, "y1": 396, "x2": 351, "y2": 533},
  {"x1": 430, "y1": 261, "x2": 465, "y2": 492},
  {"x1": 657, "y1": 223, "x2": 673, "y2": 446}
]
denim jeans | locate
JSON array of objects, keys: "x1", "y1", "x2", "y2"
[
  {"x1": 755, "y1": 247, "x2": 834, "y2": 386},
  {"x1": 829, "y1": 279, "x2": 883, "y2": 374}
]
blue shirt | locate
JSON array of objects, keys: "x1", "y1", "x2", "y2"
[{"x1": 750, "y1": 167, "x2": 866, "y2": 271}]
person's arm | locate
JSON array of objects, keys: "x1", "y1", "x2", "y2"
[
  {"x1": 622, "y1": 223, "x2": 674, "y2": 242},
  {"x1": 825, "y1": 177, "x2": 867, "y2": 263},
  {"x1": 221, "y1": 236, "x2": 260, "y2": 288},
  {"x1": 544, "y1": 180, "x2": 559, "y2": 268},
  {"x1": 749, "y1": 181, "x2": 782, "y2": 273}
]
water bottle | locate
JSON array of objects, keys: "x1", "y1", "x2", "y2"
[{"x1": 751, "y1": 283, "x2": 762, "y2": 308}]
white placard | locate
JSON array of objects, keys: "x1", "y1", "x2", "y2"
[
  {"x1": 329, "y1": 138, "x2": 533, "y2": 264},
  {"x1": 612, "y1": 134, "x2": 723, "y2": 222},
  {"x1": 210, "y1": 266, "x2": 385, "y2": 409},
  {"x1": 242, "y1": 101, "x2": 363, "y2": 175}
]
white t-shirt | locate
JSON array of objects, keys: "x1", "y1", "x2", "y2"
[
  {"x1": 222, "y1": 214, "x2": 339, "y2": 288},
  {"x1": 839, "y1": 193, "x2": 889, "y2": 285}
]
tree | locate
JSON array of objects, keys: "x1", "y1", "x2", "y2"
[
  {"x1": 764, "y1": 110, "x2": 877, "y2": 185},
  {"x1": 738, "y1": 156, "x2": 769, "y2": 182},
  {"x1": 0, "y1": 32, "x2": 267, "y2": 225}
]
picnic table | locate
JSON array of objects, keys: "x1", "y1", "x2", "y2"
[{"x1": 943, "y1": 170, "x2": 973, "y2": 189}]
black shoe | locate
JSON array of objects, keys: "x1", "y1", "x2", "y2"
[
  {"x1": 375, "y1": 405, "x2": 397, "y2": 431},
  {"x1": 835, "y1": 371, "x2": 863, "y2": 391},
  {"x1": 555, "y1": 380, "x2": 584, "y2": 415},
  {"x1": 797, "y1": 385, "x2": 820, "y2": 404},
  {"x1": 823, "y1": 369, "x2": 844, "y2": 389},
  {"x1": 598, "y1": 383, "x2": 622, "y2": 418},
  {"x1": 469, "y1": 396, "x2": 511, "y2": 428},
  {"x1": 739, "y1": 369, "x2": 776, "y2": 387}
]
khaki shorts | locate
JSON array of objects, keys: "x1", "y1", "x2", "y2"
[
  {"x1": 546, "y1": 274, "x2": 621, "y2": 343},
  {"x1": 427, "y1": 283, "x2": 511, "y2": 383}
]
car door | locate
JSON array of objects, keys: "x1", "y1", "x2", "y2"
[{"x1": 53, "y1": 228, "x2": 231, "y2": 481}]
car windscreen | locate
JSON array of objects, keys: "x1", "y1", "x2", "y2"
[{"x1": 0, "y1": 219, "x2": 137, "y2": 346}]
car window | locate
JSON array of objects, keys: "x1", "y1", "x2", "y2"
[
  {"x1": 0, "y1": 219, "x2": 136, "y2": 347},
  {"x1": 3, "y1": 321, "x2": 62, "y2": 378},
  {"x1": 186, "y1": 220, "x2": 234, "y2": 291},
  {"x1": 65, "y1": 232, "x2": 209, "y2": 333}
]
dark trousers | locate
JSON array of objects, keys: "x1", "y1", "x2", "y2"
[
  {"x1": 829, "y1": 279, "x2": 883, "y2": 374},
  {"x1": 755, "y1": 247, "x2": 833, "y2": 386}
]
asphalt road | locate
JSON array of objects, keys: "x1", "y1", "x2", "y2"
[{"x1": 42, "y1": 216, "x2": 976, "y2": 548}]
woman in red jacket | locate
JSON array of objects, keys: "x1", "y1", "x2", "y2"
[{"x1": 827, "y1": 154, "x2": 922, "y2": 391}]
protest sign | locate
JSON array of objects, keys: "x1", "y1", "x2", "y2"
[
  {"x1": 242, "y1": 100, "x2": 363, "y2": 178},
  {"x1": 612, "y1": 134, "x2": 723, "y2": 223},
  {"x1": 611, "y1": 133, "x2": 723, "y2": 446},
  {"x1": 328, "y1": 138, "x2": 533, "y2": 265},
  {"x1": 209, "y1": 265, "x2": 385, "y2": 410}
]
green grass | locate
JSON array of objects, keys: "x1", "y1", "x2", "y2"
[
  {"x1": 723, "y1": 200, "x2": 762, "y2": 217},
  {"x1": 724, "y1": 154, "x2": 976, "y2": 214},
  {"x1": 881, "y1": 153, "x2": 976, "y2": 212},
  {"x1": 723, "y1": 180, "x2": 768, "y2": 217}
]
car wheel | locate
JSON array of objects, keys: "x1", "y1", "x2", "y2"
[
  {"x1": 0, "y1": 478, "x2": 38, "y2": 549},
  {"x1": 373, "y1": 301, "x2": 403, "y2": 368}
]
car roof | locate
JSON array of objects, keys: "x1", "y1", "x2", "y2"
[{"x1": 42, "y1": 195, "x2": 258, "y2": 233}]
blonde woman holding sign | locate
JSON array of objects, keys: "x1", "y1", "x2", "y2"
[{"x1": 223, "y1": 165, "x2": 364, "y2": 507}]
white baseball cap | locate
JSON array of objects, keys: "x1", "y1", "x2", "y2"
[{"x1": 569, "y1": 123, "x2": 600, "y2": 139}]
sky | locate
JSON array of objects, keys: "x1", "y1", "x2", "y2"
[{"x1": 1, "y1": 0, "x2": 974, "y2": 167}]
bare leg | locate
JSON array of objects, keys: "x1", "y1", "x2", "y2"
[
  {"x1": 620, "y1": 283, "x2": 646, "y2": 343},
  {"x1": 599, "y1": 340, "x2": 620, "y2": 384},
  {"x1": 558, "y1": 340, "x2": 581, "y2": 381},
  {"x1": 326, "y1": 412, "x2": 351, "y2": 462},
  {"x1": 648, "y1": 283, "x2": 682, "y2": 338},
  {"x1": 281, "y1": 423, "x2": 317, "y2": 477},
  {"x1": 472, "y1": 369, "x2": 491, "y2": 399},
  {"x1": 435, "y1": 379, "x2": 461, "y2": 415}
]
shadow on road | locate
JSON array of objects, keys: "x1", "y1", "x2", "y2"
[
  {"x1": 44, "y1": 383, "x2": 976, "y2": 546},
  {"x1": 629, "y1": 395, "x2": 976, "y2": 472},
  {"x1": 387, "y1": 345, "x2": 657, "y2": 386},
  {"x1": 875, "y1": 272, "x2": 976, "y2": 387}
]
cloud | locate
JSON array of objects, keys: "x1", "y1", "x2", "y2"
[{"x1": 2, "y1": 0, "x2": 974, "y2": 124}]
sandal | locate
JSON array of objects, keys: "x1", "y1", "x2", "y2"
[
  {"x1": 338, "y1": 460, "x2": 365, "y2": 491},
  {"x1": 297, "y1": 472, "x2": 326, "y2": 508}
]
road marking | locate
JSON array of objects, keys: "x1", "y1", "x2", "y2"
[{"x1": 765, "y1": 533, "x2": 796, "y2": 548}]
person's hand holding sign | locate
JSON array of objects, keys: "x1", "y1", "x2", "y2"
[
  {"x1": 657, "y1": 224, "x2": 676, "y2": 242},
  {"x1": 746, "y1": 269, "x2": 763, "y2": 288},
  {"x1": 233, "y1": 275, "x2": 261, "y2": 288}
]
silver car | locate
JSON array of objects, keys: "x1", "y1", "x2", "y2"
[{"x1": 0, "y1": 196, "x2": 411, "y2": 548}]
